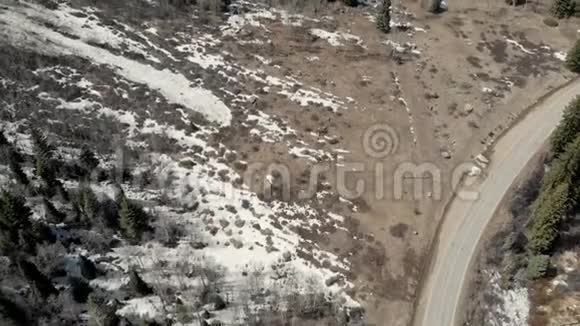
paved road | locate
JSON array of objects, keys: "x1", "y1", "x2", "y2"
[{"x1": 415, "y1": 78, "x2": 580, "y2": 326}]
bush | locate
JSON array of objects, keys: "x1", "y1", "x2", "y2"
[
  {"x1": 526, "y1": 255, "x2": 550, "y2": 280},
  {"x1": 543, "y1": 17, "x2": 559, "y2": 27},
  {"x1": 341, "y1": 0, "x2": 358, "y2": 6},
  {"x1": 565, "y1": 40, "x2": 580, "y2": 73},
  {"x1": 376, "y1": 0, "x2": 391, "y2": 33},
  {"x1": 551, "y1": 0, "x2": 575, "y2": 18}
]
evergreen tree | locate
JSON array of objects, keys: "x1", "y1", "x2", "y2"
[
  {"x1": 0, "y1": 131, "x2": 8, "y2": 146},
  {"x1": 551, "y1": 0, "x2": 575, "y2": 18},
  {"x1": 527, "y1": 182, "x2": 570, "y2": 254},
  {"x1": 551, "y1": 97, "x2": 580, "y2": 155},
  {"x1": 17, "y1": 258, "x2": 58, "y2": 299},
  {"x1": 377, "y1": 0, "x2": 392, "y2": 33},
  {"x1": 68, "y1": 277, "x2": 92, "y2": 303},
  {"x1": 0, "y1": 133, "x2": 28, "y2": 186},
  {"x1": 0, "y1": 191, "x2": 33, "y2": 254},
  {"x1": 30, "y1": 127, "x2": 55, "y2": 161},
  {"x1": 76, "y1": 185, "x2": 99, "y2": 223},
  {"x1": 542, "y1": 134, "x2": 580, "y2": 202},
  {"x1": 565, "y1": 39, "x2": 580, "y2": 73},
  {"x1": 118, "y1": 196, "x2": 148, "y2": 243},
  {"x1": 87, "y1": 293, "x2": 120, "y2": 326},
  {"x1": 127, "y1": 269, "x2": 154, "y2": 297},
  {"x1": 30, "y1": 127, "x2": 58, "y2": 188},
  {"x1": 526, "y1": 255, "x2": 550, "y2": 280},
  {"x1": 42, "y1": 197, "x2": 66, "y2": 224},
  {"x1": 79, "y1": 146, "x2": 99, "y2": 178},
  {"x1": 0, "y1": 191, "x2": 48, "y2": 255}
]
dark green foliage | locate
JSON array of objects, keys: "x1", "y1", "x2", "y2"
[
  {"x1": 551, "y1": 0, "x2": 575, "y2": 18},
  {"x1": 118, "y1": 196, "x2": 149, "y2": 243},
  {"x1": 43, "y1": 198, "x2": 66, "y2": 224},
  {"x1": 551, "y1": 97, "x2": 580, "y2": 155},
  {"x1": 79, "y1": 146, "x2": 99, "y2": 178},
  {"x1": 376, "y1": 0, "x2": 391, "y2": 33},
  {"x1": 0, "y1": 131, "x2": 8, "y2": 146},
  {"x1": 0, "y1": 191, "x2": 41, "y2": 255},
  {"x1": 78, "y1": 255, "x2": 97, "y2": 280},
  {"x1": 212, "y1": 294, "x2": 226, "y2": 310},
  {"x1": 0, "y1": 290, "x2": 31, "y2": 326},
  {"x1": 87, "y1": 293, "x2": 120, "y2": 326},
  {"x1": 17, "y1": 258, "x2": 58, "y2": 299},
  {"x1": 68, "y1": 277, "x2": 92, "y2": 303},
  {"x1": 565, "y1": 40, "x2": 580, "y2": 73},
  {"x1": 30, "y1": 128, "x2": 60, "y2": 192},
  {"x1": 527, "y1": 182, "x2": 570, "y2": 254},
  {"x1": 341, "y1": 0, "x2": 358, "y2": 6},
  {"x1": 127, "y1": 269, "x2": 153, "y2": 297},
  {"x1": 75, "y1": 185, "x2": 99, "y2": 223},
  {"x1": 30, "y1": 128, "x2": 55, "y2": 161},
  {"x1": 526, "y1": 255, "x2": 550, "y2": 280},
  {"x1": 0, "y1": 132, "x2": 28, "y2": 186}
]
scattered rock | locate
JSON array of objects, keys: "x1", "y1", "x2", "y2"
[
  {"x1": 325, "y1": 275, "x2": 341, "y2": 287},
  {"x1": 234, "y1": 219, "x2": 245, "y2": 228},
  {"x1": 441, "y1": 151, "x2": 451, "y2": 159},
  {"x1": 234, "y1": 161, "x2": 247, "y2": 171},
  {"x1": 219, "y1": 219, "x2": 230, "y2": 228},
  {"x1": 191, "y1": 241, "x2": 208, "y2": 249},
  {"x1": 464, "y1": 103, "x2": 474, "y2": 114},
  {"x1": 231, "y1": 239, "x2": 243, "y2": 249},
  {"x1": 425, "y1": 91, "x2": 439, "y2": 99}
]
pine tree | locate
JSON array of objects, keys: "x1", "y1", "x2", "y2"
[
  {"x1": 377, "y1": 0, "x2": 392, "y2": 33},
  {"x1": 551, "y1": 97, "x2": 580, "y2": 155},
  {"x1": 551, "y1": 0, "x2": 575, "y2": 18},
  {"x1": 527, "y1": 182, "x2": 570, "y2": 254},
  {"x1": 118, "y1": 196, "x2": 148, "y2": 243},
  {"x1": 127, "y1": 269, "x2": 153, "y2": 297},
  {"x1": 0, "y1": 131, "x2": 8, "y2": 146},
  {"x1": 79, "y1": 146, "x2": 99, "y2": 178},
  {"x1": 30, "y1": 127, "x2": 58, "y2": 188},
  {"x1": 30, "y1": 127, "x2": 55, "y2": 161},
  {"x1": 87, "y1": 293, "x2": 120, "y2": 326},
  {"x1": 17, "y1": 258, "x2": 58, "y2": 299},
  {"x1": 565, "y1": 39, "x2": 580, "y2": 73},
  {"x1": 0, "y1": 191, "x2": 33, "y2": 248},
  {"x1": 0, "y1": 132, "x2": 28, "y2": 186},
  {"x1": 0, "y1": 191, "x2": 45, "y2": 255},
  {"x1": 76, "y1": 185, "x2": 99, "y2": 223},
  {"x1": 43, "y1": 197, "x2": 66, "y2": 224}
]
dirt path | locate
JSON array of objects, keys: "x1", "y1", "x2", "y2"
[{"x1": 413, "y1": 77, "x2": 580, "y2": 326}]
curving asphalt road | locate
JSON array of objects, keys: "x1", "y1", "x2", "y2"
[{"x1": 415, "y1": 78, "x2": 580, "y2": 326}]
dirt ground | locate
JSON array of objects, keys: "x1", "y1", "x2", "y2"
[
  {"x1": 221, "y1": 1, "x2": 580, "y2": 324},
  {"x1": 213, "y1": 0, "x2": 580, "y2": 324}
]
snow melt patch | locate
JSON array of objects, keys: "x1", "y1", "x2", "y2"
[
  {"x1": 487, "y1": 271, "x2": 530, "y2": 326},
  {"x1": 554, "y1": 51, "x2": 567, "y2": 61},
  {"x1": 505, "y1": 38, "x2": 535, "y2": 55},
  {"x1": 310, "y1": 28, "x2": 364, "y2": 47},
  {"x1": 0, "y1": 3, "x2": 232, "y2": 126}
]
